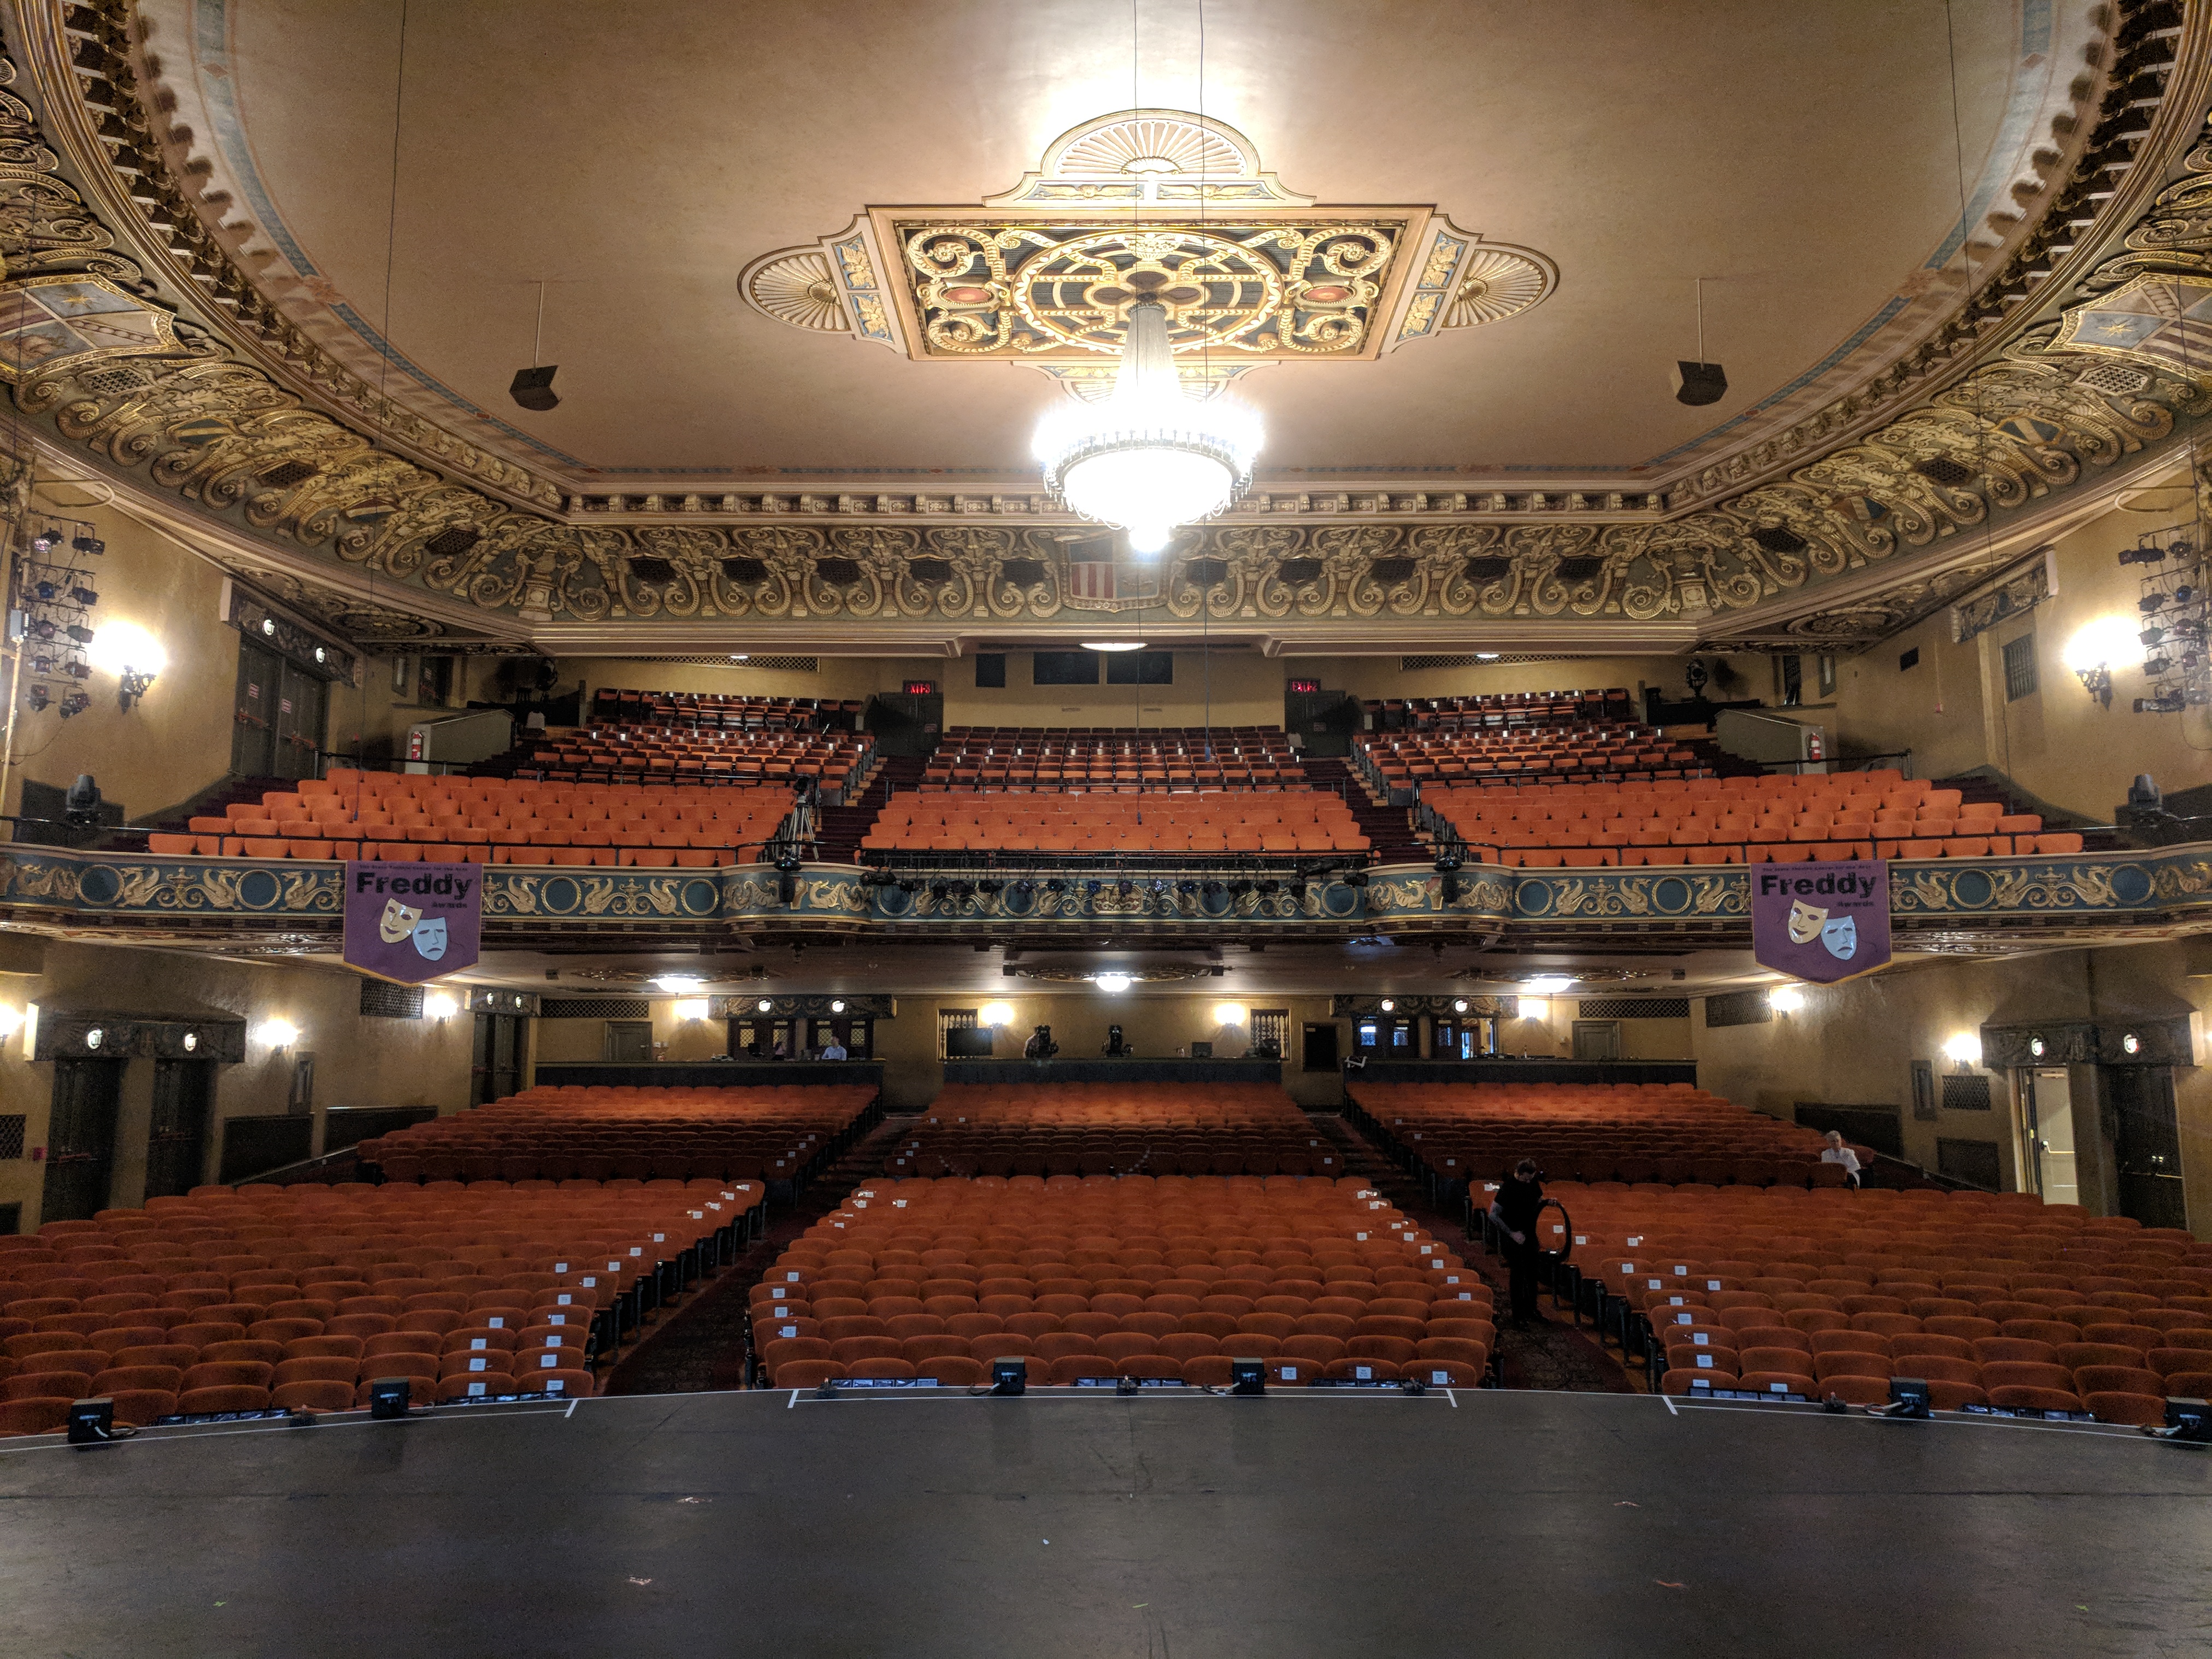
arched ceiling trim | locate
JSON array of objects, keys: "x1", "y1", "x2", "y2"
[{"x1": 0, "y1": 1, "x2": 2204, "y2": 658}]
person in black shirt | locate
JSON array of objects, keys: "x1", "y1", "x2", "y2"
[{"x1": 1488, "y1": 1158, "x2": 1546, "y2": 1328}]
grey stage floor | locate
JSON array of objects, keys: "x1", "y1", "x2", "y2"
[{"x1": 2, "y1": 1386, "x2": 2210, "y2": 1658}]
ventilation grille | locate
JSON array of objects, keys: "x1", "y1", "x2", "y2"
[
  {"x1": 998, "y1": 558, "x2": 1049, "y2": 587},
  {"x1": 627, "y1": 556, "x2": 678, "y2": 585},
  {"x1": 1462, "y1": 556, "x2": 1513, "y2": 583},
  {"x1": 1400, "y1": 654, "x2": 1595, "y2": 670},
  {"x1": 1940, "y1": 1073, "x2": 1994, "y2": 1112},
  {"x1": 1276, "y1": 558, "x2": 1324, "y2": 586},
  {"x1": 1915, "y1": 455, "x2": 1973, "y2": 487},
  {"x1": 0, "y1": 1115, "x2": 23, "y2": 1160},
  {"x1": 425, "y1": 527, "x2": 483, "y2": 557},
  {"x1": 613, "y1": 656, "x2": 819, "y2": 671},
  {"x1": 721, "y1": 556, "x2": 768, "y2": 586},
  {"x1": 1186, "y1": 557, "x2": 1228, "y2": 588},
  {"x1": 359, "y1": 980, "x2": 426, "y2": 1019},
  {"x1": 1704, "y1": 989, "x2": 1774, "y2": 1028},
  {"x1": 814, "y1": 557, "x2": 863, "y2": 586},
  {"x1": 1579, "y1": 997, "x2": 1691, "y2": 1019},
  {"x1": 1554, "y1": 556, "x2": 1606, "y2": 584},
  {"x1": 260, "y1": 460, "x2": 318, "y2": 489},
  {"x1": 1368, "y1": 557, "x2": 1417, "y2": 585},
  {"x1": 907, "y1": 558, "x2": 953, "y2": 584},
  {"x1": 541, "y1": 997, "x2": 652, "y2": 1019},
  {"x1": 1752, "y1": 525, "x2": 1808, "y2": 554}
]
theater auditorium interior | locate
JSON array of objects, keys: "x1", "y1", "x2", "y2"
[{"x1": 1, "y1": 1, "x2": 2211, "y2": 1653}]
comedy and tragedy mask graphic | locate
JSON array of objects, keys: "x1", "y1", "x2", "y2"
[
  {"x1": 412, "y1": 916, "x2": 450, "y2": 961},
  {"x1": 1785, "y1": 899, "x2": 1827, "y2": 945},
  {"x1": 378, "y1": 899, "x2": 422, "y2": 944},
  {"x1": 1821, "y1": 915, "x2": 1857, "y2": 961}
]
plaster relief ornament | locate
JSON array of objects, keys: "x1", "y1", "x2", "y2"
[{"x1": 737, "y1": 110, "x2": 1555, "y2": 401}]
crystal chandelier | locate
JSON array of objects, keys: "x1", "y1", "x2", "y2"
[{"x1": 1031, "y1": 298, "x2": 1261, "y2": 555}]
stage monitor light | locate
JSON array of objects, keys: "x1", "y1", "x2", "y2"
[
  {"x1": 66, "y1": 1396, "x2": 115, "y2": 1444},
  {"x1": 1882, "y1": 1377, "x2": 1931, "y2": 1420},
  {"x1": 1229, "y1": 1358, "x2": 1265, "y2": 1396},
  {"x1": 991, "y1": 1358, "x2": 1027, "y2": 1397},
  {"x1": 2156, "y1": 1397, "x2": 2212, "y2": 1443},
  {"x1": 368, "y1": 1378, "x2": 411, "y2": 1420}
]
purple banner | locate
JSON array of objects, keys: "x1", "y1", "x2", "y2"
[
  {"x1": 1750, "y1": 859, "x2": 1891, "y2": 985},
  {"x1": 343, "y1": 861, "x2": 482, "y2": 985}
]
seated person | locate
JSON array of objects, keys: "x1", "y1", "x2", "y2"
[{"x1": 1820, "y1": 1130, "x2": 1863, "y2": 1187}]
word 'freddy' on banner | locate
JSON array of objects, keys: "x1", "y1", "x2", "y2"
[
  {"x1": 1749, "y1": 859, "x2": 1891, "y2": 985},
  {"x1": 342, "y1": 861, "x2": 483, "y2": 985}
]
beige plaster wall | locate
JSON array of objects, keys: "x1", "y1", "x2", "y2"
[
  {"x1": 0, "y1": 938, "x2": 479, "y2": 1230},
  {"x1": 2, "y1": 501, "x2": 241, "y2": 822},
  {"x1": 1691, "y1": 939, "x2": 2212, "y2": 1228}
]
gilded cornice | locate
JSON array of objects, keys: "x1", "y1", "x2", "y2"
[
  {"x1": 0, "y1": 845, "x2": 2204, "y2": 956},
  {"x1": 0, "y1": 2, "x2": 2206, "y2": 655}
]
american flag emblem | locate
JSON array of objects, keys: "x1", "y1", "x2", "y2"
[{"x1": 1068, "y1": 561, "x2": 1115, "y2": 601}]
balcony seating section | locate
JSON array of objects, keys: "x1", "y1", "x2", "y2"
[
  {"x1": 356, "y1": 1084, "x2": 876, "y2": 1186},
  {"x1": 0, "y1": 1181, "x2": 750, "y2": 1432},
  {"x1": 589, "y1": 687, "x2": 858, "y2": 730},
  {"x1": 1417, "y1": 770, "x2": 2081, "y2": 868},
  {"x1": 497, "y1": 724, "x2": 872, "y2": 798},
  {"x1": 1359, "y1": 723, "x2": 1713, "y2": 790},
  {"x1": 754, "y1": 1173, "x2": 1492, "y2": 1390},
  {"x1": 1356, "y1": 1083, "x2": 1858, "y2": 1187},
  {"x1": 860, "y1": 788, "x2": 1368, "y2": 857},
  {"x1": 923, "y1": 726, "x2": 1304, "y2": 790},
  {"x1": 148, "y1": 770, "x2": 797, "y2": 867},
  {"x1": 1540, "y1": 1182, "x2": 2207, "y2": 1423},
  {"x1": 886, "y1": 1084, "x2": 1343, "y2": 1180},
  {"x1": 1367, "y1": 689, "x2": 1634, "y2": 728}
]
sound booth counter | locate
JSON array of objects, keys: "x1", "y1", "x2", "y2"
[
  {"x1": 940, "y1": 1057, "x2": 1287, "y2": 1086},
  {"x1": 531, "y1": 1060, "x2": 886, "y2": 1091}
]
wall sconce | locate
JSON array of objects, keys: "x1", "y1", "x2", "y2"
[
  {"x1": 979, "y1": 1001, "x2": 1015, "y2": 1028},
  {"x1": 1942, "y1": 1032, "x2": 1981, "y2": 1071},
  {"x1": 1213, "y1": 1002, "x2": 1248, "y2": 1027},
  {"x1": 0, "y1": 1006, "x2": 21, "y2": 1045},
  {"x1": 255, "y1": 1019, "x2": 299, "y2": 1051},
  {"x1": 673, "y1": 997, "x2": 709, "y2": 1022},
  {"x1": 423, "y1": 992, "x2": 458, "y2": 1020},
  {"x1": 87, "y1": 620, "x2": 166, "y2": 712},
  {"x1": 2063, "y1": 617, "x2": 2140, "y2": 708},
  {"x1": 1767, "y1": 985, "x2": 1805, "y2": 1014}
]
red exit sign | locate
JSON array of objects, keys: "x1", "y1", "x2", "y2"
[
  {"x1": 903, "y1": 680, "x2": 938, "y2": 695},
  {"x1": 1288, "y1": 678, "x2": 1320, "y2": 693}
]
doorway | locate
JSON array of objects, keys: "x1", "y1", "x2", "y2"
[
  {"x1": 43, "y1": 1057, "x2": 123, "y2": 1222},
  {"x1": 1302, "y1": 1022, "x2": 1339, "y2": 1072},
  {"x1": 604, "y1": 1021, "x2": 653, "y2": 1063},
  {"x1": 472, "y1": 1013, "x2": 526, "y2": 1105},
  {"x1": 2107, "y1": 1066, "x2": 2187, "y2": 1231},
  {"x1": 1572, "y1": 1021, "x2": 1622, "y2": 1062},
  {"x1": 2015, "y1": 1068, "x2": 2077, "y2": 1206},
  {"x1": 1285, "y1": 688, "x2": 1358, "y2": 757},
  {"x1": 233, "y1": 641, "x2": 329, "y2": 781},
  {"x1": 866, "y1": 691, "x2": 943, "y2": 758},
  {"x1": 145, "y1": 1060, "x2": 214, "y2": 1200}
]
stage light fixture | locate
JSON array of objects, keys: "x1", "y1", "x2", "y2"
[
  {"x1": 69, "y1": 586, "x2": 97, "y2": 608},
  {"x1": 70, "y1": 532, "x2": 101, "y2": 556},
  {"x1": 990, "y1": 1358, "x2": 1026, "y2": 1396},
  {"x1": 2148, "y1": 1397, "x2": 2212, "y2": 1443},
  {"x1": 29, "y1": 527, "x2": 56, "y2": 554}
]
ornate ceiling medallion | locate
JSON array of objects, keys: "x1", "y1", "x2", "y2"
[{"x1": 739, "y1": 111, "x2": 1555, "y2": 382}]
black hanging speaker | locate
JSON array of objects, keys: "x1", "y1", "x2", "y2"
[
  {"x1": 1674, "y1": 361, "x2": 1727, "y2": 406},
  {"x1": 510, "y1": 364, "x2": 560, "y2": 411}
]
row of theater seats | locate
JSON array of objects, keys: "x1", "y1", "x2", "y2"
[
  {"x1": 1534, "y1": 1184, "x2": 2208, "y2": 1422},
  {"x1": 888, "y1": 1083, "x2": 1343, "y2": 1179},
  {"x1": 1351, "y1": 1083, "x2": 1861, "y2": 1186},
  {"x1": 589, "y1": 689, "x2": 858, "y2": 730},
  {"x1": 0, "y1": 1180, "x2": 757, "y2": 1435},
  {"x1": 860, "y1": 789, "x2": 1368, "y2": 856},
  {"x1": 148, "y1": 773, "x2": 796, "y2": 867},
  {"x1": 1368, "y1": 690, "x2": 1634, "y2": 728},
  {"x1": 1359, "y1": 726, "x2": 1708, "y2": 788},
  {"x1": 505, "y1": 725, "x2": 870, "y2": 796},
  {"x1": 753, "y1": 1174, "x2": 1491, "y2": 1390},
  {"x1": 1422, "y1": 773, "x2": 2083, "y2": 865},
  {"x1": 357, "y1": 1085, "x2": 879, "y2": 1185},
  {"x1": 924, "y1": 726, "x2": 1304, "y2": 790}
]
